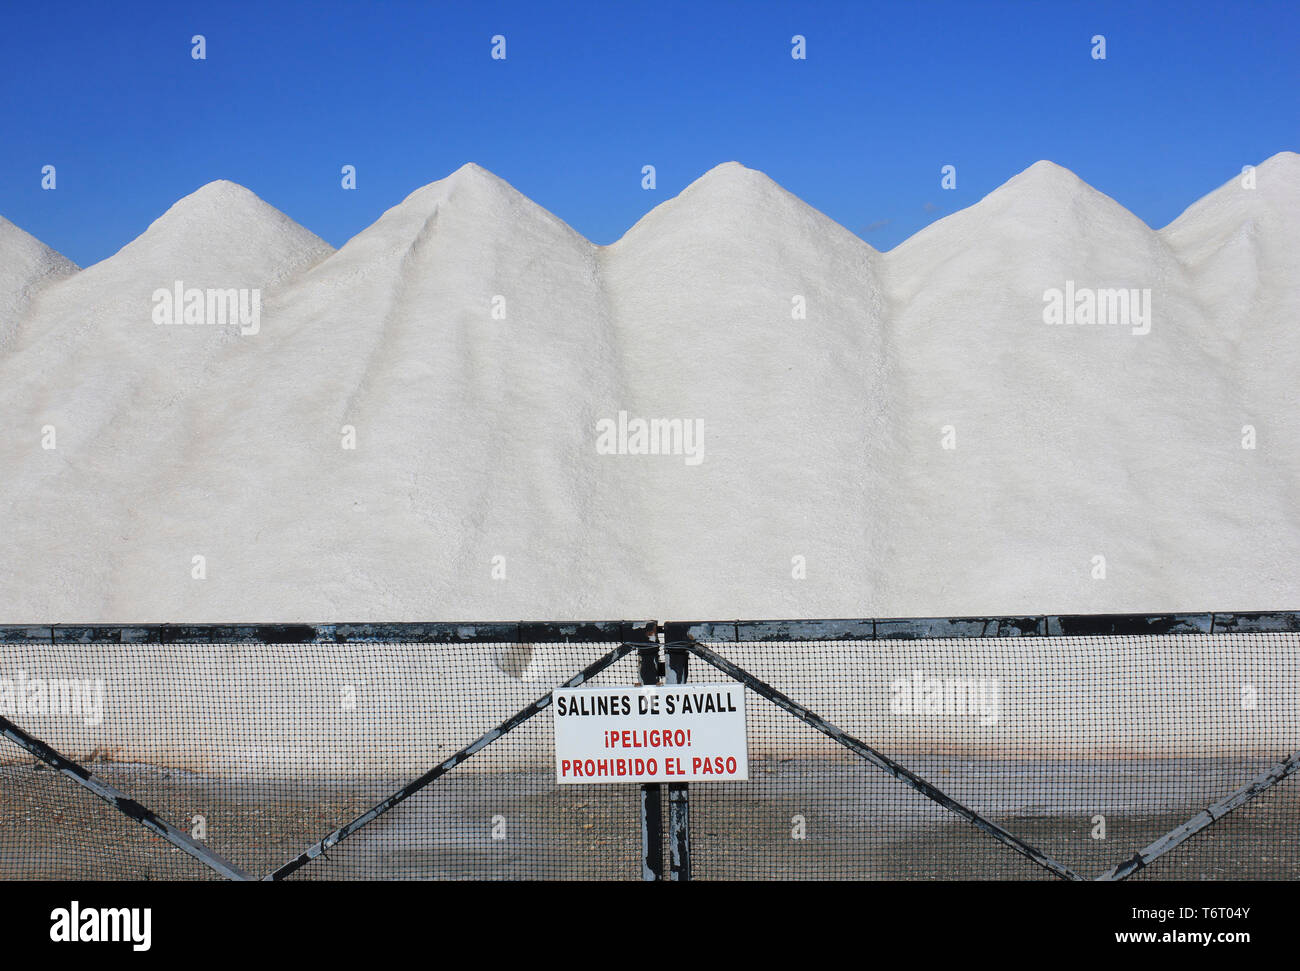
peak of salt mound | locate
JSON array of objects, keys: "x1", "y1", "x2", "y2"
[
  {"x1": 82, "y1": 180, "x2": 335, "y2": 286},
  {"x1": 446, "y1": 161, "x2": 504, "y2": 184},
  {"x1": 887, "y1": 158, "x2": 1152, "y2": 275},
  {"x1": 153, "y1": 180, "x2": 333, "y2": 247},
  {"x1": 612, "y1": 160, "x2": 874, "y2": 255},
  {"x1": 1164, "y1": 154, "x2": 1294, "y2": 276},
  {"x1": 0, "y1": 215, "x2": 78, "y2": 332},
  {"x1": 393, "y1": 162, "x2": 547, "y2": 219},
  {"x1": 1255, "y1": 150, "x2": 1300, "y2": 177},
  {"x1": 0, "y1": 214, "x2": 79, "y2": 275},
  {"x1": 666, "y1": 160, "x2": 815, "y2": 214},
  {"x1": 675, "y1": 160, "x2": 786, "y2": 204},
  {"x1": 1161, "y1": 152, "x2": 1300, "y2": 260},
  {"x1": 146, "y1": 179, "x2": 291, "y2": 235},
  {"x1": 328, "y1": 163, "x2": 583, "y2": 264},
  {"x1": 689, "y1": 160, "x2": 767, "y2": 184},
  {"x1": 978, "y1": 159, "x2": 1137, "y2": 222},
  {"x1": 1002, "y1": 158, "x2": 1086, "y2": 190},
  {"x1": 1249, "y1": 151, "x2": 1300, "y2": 206}
]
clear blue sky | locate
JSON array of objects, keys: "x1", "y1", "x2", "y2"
[{"x1": 2, "y1": 0, "x2": 1297, "y2": 267}]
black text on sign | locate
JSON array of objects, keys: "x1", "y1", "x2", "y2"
[{"x1": 552, "y1": 685, "x2": 749, "y2": 784}]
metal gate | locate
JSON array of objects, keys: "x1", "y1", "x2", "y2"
[{"x1": 1, "y1": 613, "x2": 1296, "y2": 880}]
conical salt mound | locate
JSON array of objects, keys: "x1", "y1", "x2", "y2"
[
  {"x1": 0, "y1": 158, "x2": 1296, "y2": 622},
  {"x1": 0, "y1": 214, "x2": 78, "y2": 343}
]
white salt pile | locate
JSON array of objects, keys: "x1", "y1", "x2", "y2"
[
  {"x1": 0, "y1": 155, "x2": 1296, "y2": 623},
  {"x1": 0, "y1": 215, "x2": 78, "y2": 346}
]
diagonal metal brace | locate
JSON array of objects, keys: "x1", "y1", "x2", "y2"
[
  {"x1": 0, "y1": 714, "x2": 253, "y2": 881},
  {"x1": 680, "y1": 639, "x2": 1085, "y2": 881},
  {"x1": 1098, "y1": 749, "x2": 1300, "y2": 881},
  {"x1": 266, "y1": 641, "x2": 641, "y2": 880}
]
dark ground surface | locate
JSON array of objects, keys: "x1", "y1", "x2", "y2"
[{"x1": 1, "y1": 756, "x2": 1295, "y2": 880}]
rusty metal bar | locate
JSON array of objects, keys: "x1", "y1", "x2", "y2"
[
  {"x1": 1098, "y1": 749, "x2": 1300, "y2": 881},
  {"x1": 267, "y1": 640, "x2": 642, "y2": 880},
  {"x1": 679, "y1": 639, "x2": 1086, "y2": 881},
  {"x1": 4, "y1": 611, "x2": 1297, "y2": 646},
  {"x1": 0, "y1": 714, "x2": 253, "y2": 881},
  {"x1": 638, "y1": 644, "x2": 665, "y2": 881},
  {"x1": 665, "y1": 642, "x2": 691, "y2": 881}
]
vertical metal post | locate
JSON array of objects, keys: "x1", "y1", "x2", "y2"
[
  {"x1": 665, "y1": 642, "x2": 691, "y2": 881},
  {"x1": 638, "y1": 644, "x2": 663, "y2": 881}
]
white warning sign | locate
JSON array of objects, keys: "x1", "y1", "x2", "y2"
[{"x1": 552, "y1": 684, "x2": 748, "y2": 784}]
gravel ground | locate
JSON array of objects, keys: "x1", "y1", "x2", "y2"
[{"x1": 1, "y1": 757, "x2": 1295, "y2": 880}]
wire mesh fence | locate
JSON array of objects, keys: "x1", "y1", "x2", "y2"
[
  {"x1": 681, "y1": 625, "x2": 1300, "y2": 881},
  {"x1": 1, "y1": 615, "x2": 1296, "y2": 880},
  {"x1": 0, "y1": 624, "x2": 651, "y2": 881}
]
